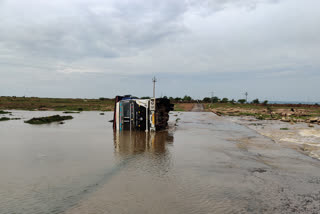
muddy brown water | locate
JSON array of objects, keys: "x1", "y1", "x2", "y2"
[{"x1": 0, "y1": 111, "x2": 320, "y2": 214}]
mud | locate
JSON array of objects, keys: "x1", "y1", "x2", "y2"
[
  {"x1": 0, "y1": 111, "x2": 320, "y2": 214},
  {"x1": 230, "y1": 116, "x2": 320, "y2": 160},
  {"x1": 24, "y1": 115, "x2": 73, "y2": 124}
]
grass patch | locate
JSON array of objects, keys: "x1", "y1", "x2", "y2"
[
  {"x1": 25, "y1": 115, "x2": 73, "y2": 124},
  {"x1": 0, "y1": 117, "x2": 21, "y2": 122},
  {"x1": 205, "y1": 103, "x2": 263, "y2": 110},
  {"x1": 173, "y1": 103, "x2": 193, "y2": 111},
  {"x1": 0, "y1": 97, "x2": 114, "y2": 111},
  {"x1": 0, "y1": 110, "x2": 11, "y2": 114},
  {"x1": 0, "y1": 117, "x2": 10, "y2": 121},
  {"x1": 174, "y1": 104, "x2": 185, "y2": 111}
]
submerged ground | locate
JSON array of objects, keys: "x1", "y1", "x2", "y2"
[{"x1": 0, "y1": 111, "x2": 320, "y2": 213}]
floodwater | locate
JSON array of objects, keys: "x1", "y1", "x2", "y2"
[{"x1": 1, "y1": 111, "x2": 320, "y2": 214}]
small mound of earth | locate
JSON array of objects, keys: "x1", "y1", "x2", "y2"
[{"x1": 25, "y1": 115, "x2": 73, "y2": 124}]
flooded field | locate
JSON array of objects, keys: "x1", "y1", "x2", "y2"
[{"x1": 1, "y1": 111, "x2": 320, "y2": 213}]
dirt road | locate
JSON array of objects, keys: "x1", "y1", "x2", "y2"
[{"x1": 191, "y1": 103, "x2": 204, "y2": 112}]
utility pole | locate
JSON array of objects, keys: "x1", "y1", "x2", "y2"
[
  {"x1": 211, "y1": 91, "x2": 214, "y2": 104},
  {"x1": 152, "y1": 76, "x2": 157, "y2": 98},
  {"x1": 245, "y1": 92, "x2": 248, "y2": 103},
  {"x1": 150, "y1": 76, "x2": 157, "y2": 132}
]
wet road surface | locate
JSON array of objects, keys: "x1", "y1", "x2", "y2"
[{"x1": 0, "y1": 111, "x2": 320, "y2": 213}]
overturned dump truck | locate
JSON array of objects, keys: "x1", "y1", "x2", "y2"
[{"x1": 113, "y1": 95, "x2": 174, "y2": 132}]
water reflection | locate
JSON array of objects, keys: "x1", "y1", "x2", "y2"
[
  {"x1": 113, "y1": 130, "x2": 175, "y2": 178},
  {"x1": 113, "y1": 130, "x2": 174, "y2": 156}
]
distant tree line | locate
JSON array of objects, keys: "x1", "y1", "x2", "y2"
[
  {"x1": 140, "y1": 95, "x2": 193, "y2": 102},
  {"x1": 140, "y1": 95, "x2": 268, "y2": 105},
  {"x1": 84, "y1": 96, "x2": 268, "y2": 105},
  {"x1": 100, "y1": 95, "x2": 270, "y2": 104},
  {"x1": 201, "y1": 97, "x2": 269, "y2": 105}
]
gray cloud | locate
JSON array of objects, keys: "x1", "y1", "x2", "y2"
[
  {"x1": 0, "y1": 0, "x2": 284, "y2": 62},
  {"x1": 0, "y1": 0, "x2": 319, "y2": 101},
  {"x1": 0, "y1": 0, "x2": 187, "y2": 61}
]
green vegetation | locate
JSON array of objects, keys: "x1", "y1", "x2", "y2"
[
  {"x1": 63, "y1": 111, "x2": 80, "y2": 114},
  {"x1": 252, "y1": 99, "x2": 260, "y2": 104},
  {"x1": 202, "y1": 97, "x2": 220, "y2": 103},
  {"x1": 0, "y1": 117, "x2": 20, "y2": 121},
  {"x1": 238, "y1": 99, "x2": 246, "y2": 104},
  {"x1": 173, "y1": 103, "x2": 194, "y2": 111},
  {"x1": 206, "y1": 103, "x2": 264, "y2": 110},
  {"x1": 1, "y1": 96, "x2": 319, "y2": 126},
  {"x1": 221, "y1": 98, "x2": 229, "y2": 103},
  {"x1": 0, "y1": 117, "x2": 10, "y2": 121},
  {"x1": 203, "y1": 97, "x2": 211, "y2": 102},
  {"x1": 204, "y1": 102, "x2": 320, "y2": 123},
  {"x1": 25, "y1": 115, "x2": 73, "y2": 124},
  {"x1": 212, "y1": 97, "x2": 220, "y2": 103},
  {"x1": 183, "y1": 95, "x2": 192, "y2": 102},
  {"x1": 0, "y1": 110, "x2": 11, "y2": 114},
  {"x1": 174, "y1": 106, "x2": 184, "y2": 111},
  {"x1": 0, "y1": 96, "x2": 114, "y2": 111}
]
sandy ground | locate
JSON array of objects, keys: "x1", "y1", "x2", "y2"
[{"x1": 229, "y1": 116, "x2": 320, "y2": 160}]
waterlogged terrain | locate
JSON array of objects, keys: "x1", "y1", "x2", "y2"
[
  {"x1": 230, "y1": 116, "x2": 320, "y2": 160},
  {"x1": 1, "y1": 111, "x2": 320, "y2": 214}
]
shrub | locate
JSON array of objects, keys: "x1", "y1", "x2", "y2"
[
  {"x1": 220, "y1": 98, "x2": 229, "y2": 103},
  {"x1": 212, "y1": 96, "x2": 220, "y2": 103},
  {"x1": 203, "y1": 97, "x2": 211, "y2": 103},
  {"x1": 183, "y1": 95, "x2": 192, "y2": 102},
  {"x1": 238, "y1": 99, "x2": 246, "y2": 104},
  {"x1": 0, "y1": 110, "x2": 11, "y2": 114},
  {"x1": 252, "y1": 99, "x2": 260, "y2": 104},
  {"x1": 25, "y1": 115, "x2": 73, "y2": 124}
]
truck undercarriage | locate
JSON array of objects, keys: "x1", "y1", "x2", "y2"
[{"x1": 113, "y1": 95, "x2": 174, "y2": 132}]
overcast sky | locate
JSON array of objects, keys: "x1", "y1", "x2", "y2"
[{"x1": 0, "y1": 0, "x2": 319, "y2": 101}]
